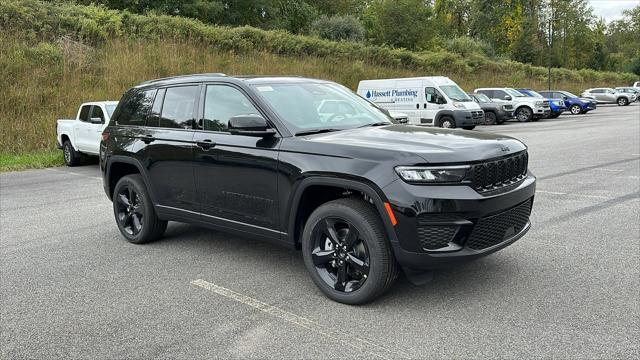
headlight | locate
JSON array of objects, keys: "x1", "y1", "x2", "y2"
[
  {"x1": 535, "y1": 101, "x2": 545, "y2": 107},
  {"x1": 395, "y1": 166, "x2": 470, "y2": 183},
  {"x1": 452, "y1": 102, "x2": 466, "y2": 109}
]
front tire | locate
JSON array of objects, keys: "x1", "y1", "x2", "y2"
[
  {"x1": 484, "y1": 111, "x2": 497, "y2": 125},
  {"x1": 439, "y1": 116, "x2": 456, "y2": 128},
  {"x1": 515, "y1": 107, "x2": 533, "y2": 122},
  {"x1": 113, "y1": 174, "x2": 167, "y2": 244},
  {"x1": 617, "y1": 97, "x2": 629, "y2": 106},
  {"x1": 62, "y1": 140, "x2": 81, "y2": 167},
  {"x1": 461, "y1": 125, "x2": 476, "y2": 130},
  {"x1": 301, "y1": 198, "x2": 399, "y2": 304},
  {"x1": 570, "y1": 104, "x2": 583, "y2": 115}
]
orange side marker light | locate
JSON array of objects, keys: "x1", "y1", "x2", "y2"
[{"x1": 384, "y1": 202, "x2": 397, "y2": 226}]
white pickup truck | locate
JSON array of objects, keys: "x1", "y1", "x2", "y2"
[{"x1": 56, "y1": 101, "x2": 118, "y2": 166}]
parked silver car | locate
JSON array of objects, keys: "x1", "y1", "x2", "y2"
[
  {"x1": 615, "y1": 87, "x2": 640, "y2": 102},
  {"x1": 581, "y1": 88, "x2": 636, "y2": 106}
]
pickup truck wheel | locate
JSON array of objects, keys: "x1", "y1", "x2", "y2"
[
  {"x1": 484, "y1": 111, "x2": 497, "y2": 125},
  {"x1": 617, "y1": 97, "x2": 629, "y2": 106},
  {"x1": 515, "y1": 107, "x2": 533, "y2": 122},
  {"x1": 62, "y1": 140, "x2": 81, "y2": 167},
  {"x1": 302, "y1": 198, "x2": 399, "y2": 304},
  {"x1": 439, "y1": 116, "x2": 455, "y2": 128},
  {"x1": 570, "y1": 104, "x2": 583, "y2": 115},
  {"x1": 113, "y1": 174, "x2": 167, "y2": 244}
]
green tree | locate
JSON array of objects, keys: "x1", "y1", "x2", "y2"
[{"x1": 362, "y1": 0, "x2": 433, "y2": 50}]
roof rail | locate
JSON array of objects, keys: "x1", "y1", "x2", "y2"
[{"x1": 137, "y1": 73, "x2": 227, "y2": 86}]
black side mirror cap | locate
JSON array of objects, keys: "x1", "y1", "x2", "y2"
[
  {"x1": 504, "y1": 95, "x2": 512, "y2": 101},
  {"x1": 228, "y1": 115, "x2": 276, "y2": 137},
  {"x1": 90, "y1": 117, "x2": 103, "y2": 124}
]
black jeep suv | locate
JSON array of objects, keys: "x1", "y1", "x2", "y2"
[{"x1": 101, "y1": 74, "x2": 536, "y2": 304}]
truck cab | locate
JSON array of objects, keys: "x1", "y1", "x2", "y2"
[
  {"x1": 357, "y1": 76, "x2": 483, "y2": 130},
  {"x1": 474, "y1": 88, "x2": 550, "y2": 122}
]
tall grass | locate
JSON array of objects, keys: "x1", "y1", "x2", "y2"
[{"x1": 0, "y1": 0, "x2": 637, "y2": 157}]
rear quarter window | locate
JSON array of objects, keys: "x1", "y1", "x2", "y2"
[{"x1": 113, "y1": 89, "x2": 156, "y2": 126}]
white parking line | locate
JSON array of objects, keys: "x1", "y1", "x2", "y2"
[
  {"x1": 592, "y1": 168, "x2": 624, "y2": 172},
  {"x1": 536, "y1": 190, "x2": 612, "y2": 200},
  {"x1": 45, "y1": 168, "x2": 101, "y2": 180},
  {"x1": 190, "y1": 279, "x2": 408, "y2": 359}
]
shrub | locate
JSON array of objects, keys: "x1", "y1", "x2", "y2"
[
  {"x1": 310, "y1": 15, "x2": 364, "y2": 42},
  {"x1": 444, "y1": 36, "x2": 495, "y2": 58}
]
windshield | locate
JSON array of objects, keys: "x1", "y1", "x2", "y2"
[
  {"x1": 105, "y1": 104, "x2": 117, "y2": 117},
  {"x1": 254, "y1": 83, "x2": 391, "y2": 133},
  {"x1": 439, "y1": 85, "x2": 472, "y2": 102},
  {"x1": 561, "y1": 91, "x2": 578, "y2": 98},
  {"x1": 474, "y1": 93, "x2": 491, "y2": 103},
  {"x1": 506, "y1": 88, "x2": 527, "y2": 97},
  {"x1": 523, "y1": 90, "x2": 544, "y2": 98}
]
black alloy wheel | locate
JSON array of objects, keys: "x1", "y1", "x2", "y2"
[
  {"x1": 116, "y1": 185, "x2": 144, "y2": 236},
  {"x1": 301, "y1": 198, "x2": 398, "y2": 304},
  {"x1": 310, "y1": 217, "x2": 370, "y2": 293},
  {"x1": 516, "y1": 107, "x2": 533, "y2": 122},
  {"x1": 112, "y1": 174, "x2": 167, "y2": 244},
  {"x1": 484, "y1": 111, "x2": 497, "y2": 125}
]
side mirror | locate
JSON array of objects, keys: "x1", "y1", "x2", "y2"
[
  {"x1": 228, "y1": 115, "x2": 276, "y2": 137},
  {"x1": 562, "y1": 96, "x2": 568, "y2": 100},
  {"x1": 504, "y1": 95, "x2": 512, "y2": 101},
  {"x1": 90, "y1": 117, "x2": 103, "y2": 124}
]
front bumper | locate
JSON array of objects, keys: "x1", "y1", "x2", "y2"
[
  {"x1": 534, "y1": 106, "x2": 551, "y2": 118},
  {"x1": 382, "y1": 175, "x2": 536, "y2": 270},
  {"x1": 497, "y1": 108, "x2": 515, "y2": 120},
  {"x1": 453, "y1": 109, "x2": 484, "y2": 127}
]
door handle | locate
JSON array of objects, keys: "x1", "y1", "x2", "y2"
[
  {"x1": 196, "y1": 139, "x2": 216, "y2": 150},
  {"x1": 139, "y1": 134, "x2": 156, "y2": 144},
  {"x1": 423, "y1": 103, "x2": 427, "y2": 109}
]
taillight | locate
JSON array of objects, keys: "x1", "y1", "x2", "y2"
[{"x1": 101, "y1": 131, "x2": 109, "y2": 141}]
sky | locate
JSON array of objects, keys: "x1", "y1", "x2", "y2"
[{"x1": 588, "y1": 0, "x2": 639, "y2": 23}]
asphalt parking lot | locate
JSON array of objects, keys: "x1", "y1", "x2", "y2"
[{"x1": 1, "y1": 104, "x2": 639, "y2": 359}]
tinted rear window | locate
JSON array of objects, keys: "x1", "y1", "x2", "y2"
[
  {"x1": 115, "y1": 89, "x2": 156, "y2": 126},
  {"x1": 159, "y1": 86, "x2": 198, "y2": 129}
]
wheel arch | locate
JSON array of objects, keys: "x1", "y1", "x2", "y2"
[
  {"x1": 434, "y1": 110, "x2": 455, "y2": 126},
  {"x1": 286, "y1": 176, "x2": 398, "y2": 250},
  {"x1": 105, "y1": 156, "x2": 157, "y2": 204}
]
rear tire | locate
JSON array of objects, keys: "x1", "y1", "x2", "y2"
[
  {"x1": 62, "y1": 140, "x2": 81, "y2": 167},
  {"x1": 439, "y1": 116, "x2": 456, "y2": 128},
  {"x1": 301, "y1": 198, "x2": 399, "y2": 304},
  {"x1": 515, "y1": 107, "x2": 533, "y2": 122},
  {"x1": 113, "y1": 174, "x2": 167, "y2": 244},
  {"x1": 617, "y1": 97, "x2": 629, "y2": 106}
]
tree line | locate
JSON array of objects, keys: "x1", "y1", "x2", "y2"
[{"x1": 72, "y1": 0, "x2": 640, "y2": 76}]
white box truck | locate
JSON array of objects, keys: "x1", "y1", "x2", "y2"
[{"x1": 357, "y1": 76, "x2": 484, "y2": 129}]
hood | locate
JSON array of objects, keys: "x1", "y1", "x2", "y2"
[
  {"x1": 301, "y1": 125, "x2": 526, "y2": 163},
  {"x1": 456, "y1": 101, "x2": 481, "y2": 110}
]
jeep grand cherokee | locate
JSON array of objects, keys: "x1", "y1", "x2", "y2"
[{"x1": 100, "y1": 74, "x2": 536, "y2": 304}]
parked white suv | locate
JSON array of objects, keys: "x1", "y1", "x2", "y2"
[
  {"x1": 56, "y1": 101, "x2": 118, "y2": 166},
  {"x1": 474, "y1": 88, "x2": 550, "y2": 122},
  {"x1": 581, "y1": 88, "x2": 636, "y2": 106}
]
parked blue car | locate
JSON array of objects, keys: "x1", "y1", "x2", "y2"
[
  {"x1": 539, "y1": 90, "x2": 597, "y2": 115},
  {"x1": 516, "y1": 88, "x2": 566, "y2": 118}
]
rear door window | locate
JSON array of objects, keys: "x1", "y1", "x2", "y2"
[
  {"x1": 159, "y1": 86, "x2": 199, "y2": 129},
  {"x1": 115, "y1": 89, "x2": 156, "y2": 126},
  {"x1": 78, "y1": 105, "x2": 91, "y2": 122},
  {"x1": 494, "y1": 90, "x2": 508, "y2": 99}
]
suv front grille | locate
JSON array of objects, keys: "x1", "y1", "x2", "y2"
[
  {"x1": 472, "y1": 110, "x2": 484, "y2": 119},
  {"x1": 471, "y1": 151, "x2": 528, "y2": 193},
  {"x1": 466, "y1": 199, "x2": 533, "y2": 250},
  {"x1": 542, "y1": 100, "x2": 550, "y2": 108},
  {"x1": 503, "y1": 104, "x2": 513, "y2": 110}
]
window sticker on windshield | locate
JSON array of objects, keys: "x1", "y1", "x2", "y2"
[{"x1": 256, "y1": 86, "x2": 274, "y2": 92}]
